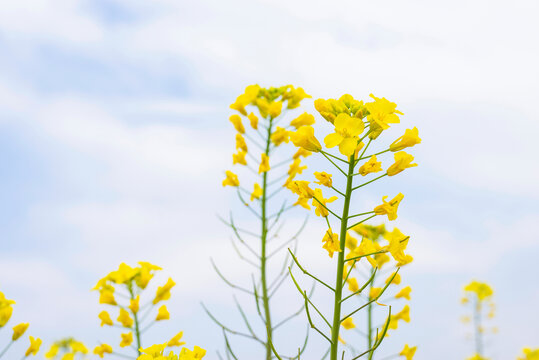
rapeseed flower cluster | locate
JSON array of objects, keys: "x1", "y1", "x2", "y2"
[
  {"x1": 284, "y1": 93, "x2": 420, "y2": 360},
  {"x1": 137, "y1": 343, "x2": 205, "y2": 360},
  {"x1": 92, "y1": 262, "x2": 194, "y2": 358},
  {"x1": 461, "y1": 281, "x2": 496, "y2": 360},
  {"x1": 0, "y1": 289, "x2": 41, "y2": 358},
  {"x1": 517, "y1": 348, "x2": 539, "y2": 360},
  {"x1": 45, "y1": 338, "x2": 88, "y2": 360}
]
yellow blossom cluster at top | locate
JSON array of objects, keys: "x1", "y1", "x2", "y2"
[
  {"x1": 0, "y1": 290, "x2": 41, "y2": 359},
  {"x1": 91, "y1": 262, "x2": 183, "y2": 359},
  {"x1": 223, "y1": 84, "x2": 315, "y2": 194},
  {"x1": 518, "y1": 348, "x2": 539, "y2": 360}
]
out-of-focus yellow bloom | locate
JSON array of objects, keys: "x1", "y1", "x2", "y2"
[
  {"x1": 129, "y1": 295, "x2": 140, "y2": 314},
  {"x1": 232, "y1": 150, "x2": 247, "y2": 165},
  {"x1": 269, "y1": 101, "x2": 283, "y2": 118},
  {"x1": 235, "y1": 134, "x2": 248, "y2": 152},
  {"x1": 357, "y1": 155, "x2": 382, "y2": 176},
  {"x1": 271, "y1": 127, "x2": 289, "y2": 146},
  {"x1": 99, "y1": 289, "x2": 117, "y2": 306},
  {"x1": 24, "y1": 336, "x2": 42, "y2": 357},
  {"x1": 390, "y1": 127, "x2": 421, "y2": 152},
  {"x1": 293, "y1": 148, "x2": 312, "y2": 159},
  {"x1": 222, "y1": 171, "x2": 239, "y2": 187},
  {"x1": 256, "y1": 98, "x2": 270, "y2": 118},
  {"x1": 324, "y1": 113, "x2": 365, "y2": 157},
  {"x1": 290, "y1": 126, "x2": 322, "y2": 152},
  {"x1": 120, "y1": 332, "x2": 133, "y2": 347},
  {"x1": 365, "y1": 94, "x2": 402, "y2": 139},
  {"x1": 153, "y1": 278, "x2": 176, "y2": 305},
  {"x1": 345, "y1": 233, "x2": 358, "y2": 251},
  {"x1": 395, "y1": 286, "x2": 412, "y2": 300},
  {"x1": 178, "y1": 345, "x2": 206, "y2": 360},
  {"x1": 314, "y1": 172, "x2": 332, "y2": 187},
  {"x1": 230, "y1": 85, "x2": 260, "y2": 116},
  {"x1": 312, "y1": 188, "x2": 337, "y2": 217},
  {"x1": 322, "y1": 229, "x2": 340, "y2": 258},
  {"x1": 347, "y1": 278, "x2": 359, "y2": 292},
  {"x1": 386, "y1": 272, "x2": 401, "y2": 285},
  {"x1": 61, "y1": 354, "x2": 74, "y2": 360},
  {"x1": 287, "y1": 180, "x2": 314, "y2": 209},
  {"x1": 517, "y1": 348, "x2": 539, "y2": 360},
  {"x1": 374, "y1": 193, "x2": 404, "y2": 221},
  {"x1": 290, "y1": 112, "x2": 315, "y2": 129},
  {"x1": 45, "y1": 344, "x2": 59, "y2": 358},
  {"x1": 70, "y1": 340, "x2": 88, "y2": 354},
  {"x1": 12, "y1": 322, "x2": 29, "y2": 340},
  {"x1": 396, "y1": 305, "x2": 411, "y2": 322},
  {"x1": 369, "y1": 287, "x2": 382, "y2": 300},
  {"x1": 352, "y1": 224, "x2": 386, "y2": 241},
  {"x1": 117, "y1": 308, "x2": 134, "y2": 328},
  {"x1": 139, "y1": 343, "x2": 168, "y2": 357},
  {"x1": 284, "y1": 87, "x2": 311, "y2": 109},
  {"x1": 168, "y1": 331, "x2": 186, "y2": 347},
  {"x1": 464, "y1": 281, "x2": 494, "y2": 301},
  {"x1": 0, "y1": 306, "x2": 13, "y2": 327},
  {"x1": 98, "y1": 311, "x2": 113, "y2": 327},
  {"x1": 466, "y1": 354, "x2": 488, "y2": 360},
  {"x1": 386, "y1": 152, "x2": 417, "y2": 176},
  {"x1": 460, "y1": 316, "x2": 471, "y2": 323},
  {"x1": 285, "y1": 158, "x2": 307, "y2": 185},
  {"x1": 341, "y1": 317, "x2": 355, "y2": 330},
  {"x1": 259, "y1": 154, "x2": 270, "y2": 174},
  {"x1": 229, "y1": 115, "x2": 245, "y2": 133},
  {"x1": 399, "y1": 344, "x2": 417, "y2": 360},
  {"x1": 93, "y1": 344, "x2": 113, "y2": 358},
  {"x1": 347, "y1": 238, "x2": 378, "y2": 268},
  {"x1": 251, "y1": 183, "x2": 262, "y2": 201},
  {"x1": 156, "y1": 305, "x2": 170, "y2": 321},
  {"x1": 248, "y1": 112, "x2": 258, "y2": 129}
]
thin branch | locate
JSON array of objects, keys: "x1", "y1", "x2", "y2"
[
  {"x1": 347, "y1": 214, "x2": 377, "y2": 230},
  {"x1": 211, "y1": 258, "x2": 257, "y2": 296},
  {"x1": 289, "y1": 249, "x2": 335, "y2": 292}
]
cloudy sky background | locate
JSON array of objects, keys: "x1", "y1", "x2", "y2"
[{"x1": 1, "y1": 0, "x2": 539, "y2": 359}]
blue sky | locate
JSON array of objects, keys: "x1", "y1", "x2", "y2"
[{"x1": 1, "y1": 0, "x2": 538, "y2": 359}]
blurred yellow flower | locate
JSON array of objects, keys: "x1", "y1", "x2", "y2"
[
  {"x1": 156, "y1": 305, "x2": 170, "y2": 321},
  {"x1": 12, "y1": 322, "x2": 29, "y2": 340},
  {"x1": 222, "y1": 171, "x2": 239, "y2": 187}
]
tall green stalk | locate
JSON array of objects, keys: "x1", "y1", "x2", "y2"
[
  {"x1": 261, "y1": 117, "x2": 274, "y2": 360},
  {"x1": 329, "y1": 154, "x2": 356, "y2": 360},
  {"x1": 128, "y1": 285, "x2": 142, "y2": 356}
]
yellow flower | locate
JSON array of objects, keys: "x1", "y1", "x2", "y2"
[
  {"x1": 248, "y1": 112, "x2": 258, "y2": 129},
  {"x1": 108, "y1": 263, "x2": 137, "y2": 284},
  {"x1": 0, "y1": 306, "x2": 13, "y2": 327},
  {"x1": 293, "y1": 148, "x2": 312, "y2": 159},
  {"x1": 120, "y1": 332, "x2": 133, "y2": 347},
  {"x1": 24, "y1": 336, "x2": 42, "y2": 357},
  {"x1": 61, "y1": 354, "x2": 74, "y2": 360},
  {"x1": 268, "y1": 101, "x2": 283, "y2": 118},
  {"x1": 117, "y1": 308, "x2": 133, "y2": 328},
  {"x1": 222, "y1": 171, "x2": 240, "y2": 187},
  {"x1": 232, "y1": 150, "x2": 247, "y2": 165},
  {"x1": 251, "y1": 183, "x2": 262, "y2": 201},
  {"x1": 314, "y1": 98, "x2": 347, "y2": 124},
  {"x1": 386, "y1": 272, "x2": 401, "y2": 285},
  {"x1": 235, "y1": 134, "x2": 248, "y2": 152},
  {"x1": 384, "y1": 227, "x2": 412, "y2": 265},
  {"x1": 399, "y1": 344, "x2": 417, "y2": 360},
  {"x1": 374, "y1": 193, "x2": 404, "y2": 221},
  {"x1": 93, "y1": 344, "x2": 113, "y2": 358},
  {"x1": 289, "y1": 126, "x2": 322, "y2": 152},
  {"x1": 322, "y1": 229, "x2": 340, "y2": 258},
  {"x1": 98, "y1": 311, "x2": 113, "y2": 326},
  {"x1": 179, "y1": 345, "x2": 206, "y2": 360},
  {"x1": 230, "y1": 85, "x2": 259, "y2": 115},
  {"x1": 390, "y1": 127, "x2": 421, "y2": 152},
  {"x1": 129, "y1": 295, "x2": 140, "y2": 314},
  {"x1": 347, "y1": 278, "x2": 359, "y2": 292},
  {"x1": 168, "y1": 331, "x2": 186, "y2": 347},
  {"x1": 357, "y1": 155, "x2": 382, "y2": 176},
  {"x1": 312, "y1": 188, "x2": 337, "y2": 217},
  {"x1": 396, "y1": 305, "x2": 411, "y2": 322},
  {"x1": 467, "y1": 353, "x2": 489, "y2": 360},
  {"x1": 45, "y1": 344, "x2": 59, "y2": 358},
  {"x1": 271, "y1": 127, "x2": 289, "y2": 146},
  {"x1": 341, "y1": 317, "x2": 355, "y2": 330},
  {"x1": 369, "y1": 287, "x2": 382, "y2": 300},
  {"x1": 259, "y1": 153, "x2": 270, "y2": 174},
  {"x1": 137, "y1": 262, "x2": 161, "y2": 289},
  {"x1": 386, "y1": 151, "x2": 417, "y2": 176},
  {"x1": 256, "y1": 98, "x2": 270, "y2": 118},
  {"x1": 365, "y1": 94, "x2": 402, "y2": 139},
  {"x1": 284, "y1": 87, "x2": 311, "y2": 109},
  {"x1": 464, "y1": 281, "x2": 494, "y2": 301},
  {"x1": 285, "y1": 158, "x2": 307, "y2": 185},
  {"x1": 140, "y1": 343, "x2": 167, "y2": 357},
  {"x1": 229, "y1": 115, "x2": 245, "y2": 133},
  {"x1": 99, "y1": 289, "x2": 117, "y2": 305},
  {"x1": 290, "y1": 112, "x2": 315, "y2": 129},
  {"x1": 395, "y1": 286, "x2": 412, "y2": 300},
  {"x1": 12, "y1": 323, "x2": 29, "y2": 340},
  {"x1": 153, "y1": 278, "x2": 176, "y2": 304},
  {"x1": 156, "y1": 305, "x2": 170, "y2": 321},
  {"x1": 345, "y1": 233, "x2": 358, "y2": 250},
  {"x1": 518, "y1": 348, "x2": 539, "y2": 360},
  {"x1": 324, "y1": 113, "x2": 365, "y2": 157},
  {"x1": 287, "y1": 180, "x2": 314, "y2": 209},
  {"x1": 314, "y1": 172, "x2": 332, "y2": 187}
]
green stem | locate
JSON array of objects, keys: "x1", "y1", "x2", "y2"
[
  {"x1": 329, "y1": 154, "x2": 356, "y2": 360},
  {"x1": 367, "y1": 267, "x2": 375, "y2": 360},
  {"x1": 261, "y1": 116, "x2": 274, "y2": 360},
  {"x1": 0, "y1": 340, "x2": 13, "y2": 358},
  {"x1": 128, "y1": 285, "x2": 142, "y2": 355}
]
